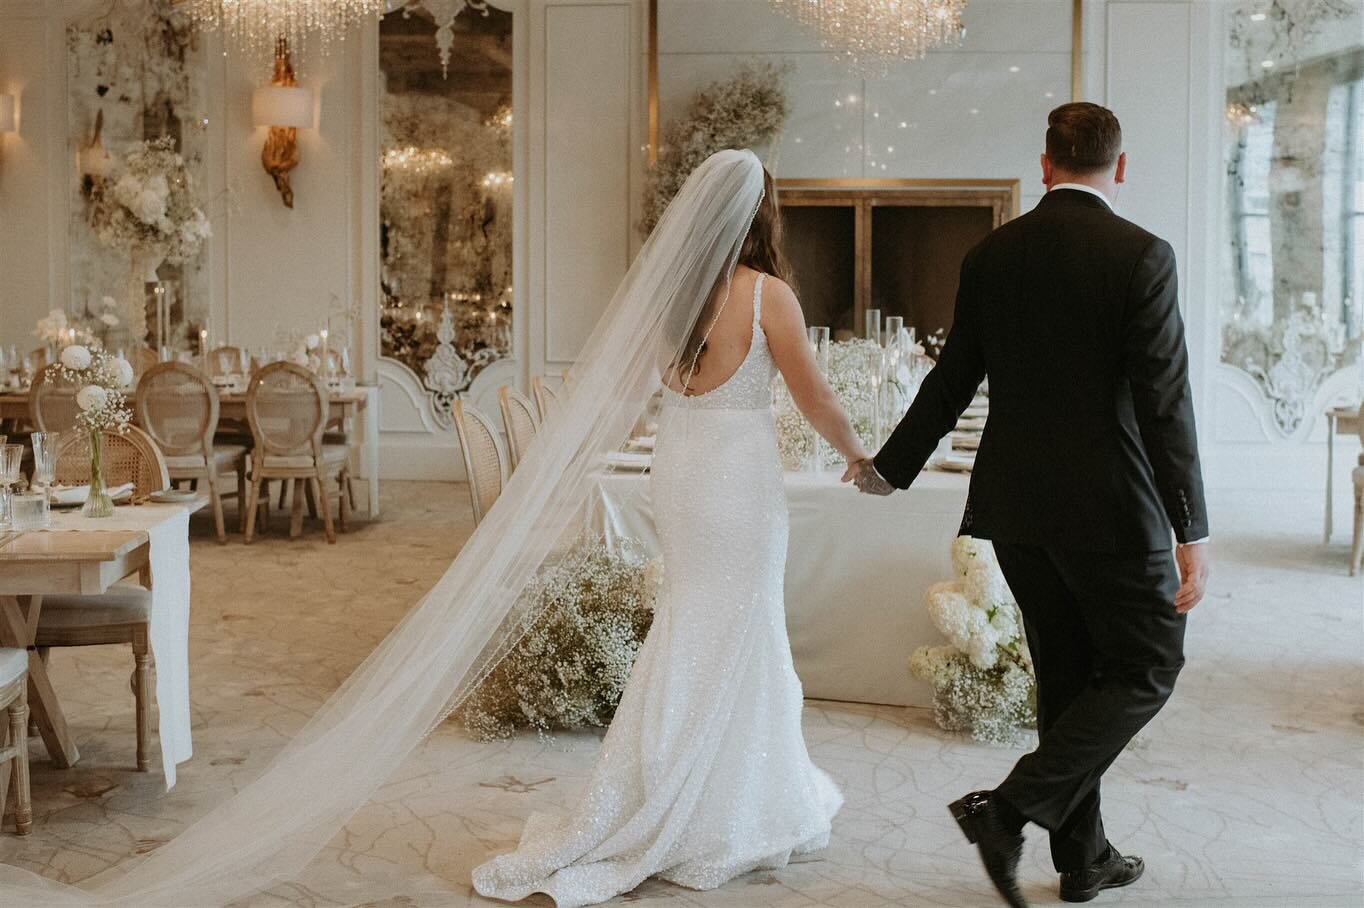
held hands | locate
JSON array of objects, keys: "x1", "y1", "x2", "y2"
[
  {"x1": 1174, "y1": 542, "x2": 1210, "y2": 614},
  {"x1": 842, "y1": 458, "x2": 895, "y2": 496}
]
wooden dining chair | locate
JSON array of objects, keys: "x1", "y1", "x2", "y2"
[
  {"x1": 29, "y1": 366, "x2": 80, "y2": 433},
  {"x1": 1350, "y1": 404, "x2": 1364, "y2": 576},
  {"x1": 41, "y1": 425, "x2": 171, "y2": 772},
  {"x1": 243, "y1": 362, "x2": 350, "y2": 544},
  {"x1": 130, "y1": 345, "x2": 159, "y2": 380},
  {"x1": 531, "y1": 376, "x2": 561, "y2": 422},
  {"x1": 0, "y1": 648, "x2": 31, "y2": 835},
  {"x1": 136, "y1": 362, "x2": 246, "y2": 543},
  {"x1": 452, "y1": 398, "x2": 506, "y2": 527},
  {"x1": 498, "y1": 386, "x2": 539, "y2": 472}
]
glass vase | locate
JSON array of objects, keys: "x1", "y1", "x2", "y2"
[{"x1": 82, "y1": 428, "x2": 115, "y2": 519}]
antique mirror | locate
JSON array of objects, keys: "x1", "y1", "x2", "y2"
[
  {"x1": 378, "y1": 0, "x2": 513, "y2": 425},
  {"x1": 1221, "y1": 1, "x2": 1363, "y2": 435}
]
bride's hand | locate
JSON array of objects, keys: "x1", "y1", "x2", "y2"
[{"x1": 840, "y1": 452, "x2": 872, "y2": 483}]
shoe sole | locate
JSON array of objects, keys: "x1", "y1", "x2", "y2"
[
  {"x1": 1059, "y1": 863, "x2": 1145, "y2": 903},
  {"x1": 949, "y1": 799, "x2": 1029, "y2": 908}
]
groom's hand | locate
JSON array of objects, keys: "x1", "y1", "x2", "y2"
[
  {"x1": 845, "y1": 459, "x2": 895, "y2": 496},
  {"x1": 1174, "y1": 542, "x2": 1210, "y2": 613}
]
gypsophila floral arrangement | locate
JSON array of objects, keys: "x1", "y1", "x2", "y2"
[
  {"x1": 46, "y1": 346, "x2": 135, "y2": 518},
  {"x1": 90, "y1": 137, "x2": 211, "y2": 264},
  {"x1": 908, "y1": 537, "x2": 1037, "y2": 746},
  {"x1": 459, "y1": 537, "x2": 662, "y2": 740},
  {"x1": 775, "y1": 339, "x2": 881, "y2": 470},
  {"x1": 641, "y1": 62, "x2": 789, "y2": 234}
]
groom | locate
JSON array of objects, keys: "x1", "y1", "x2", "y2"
[{"x1": 852, "y1": 102, "x2": 1209, "y2": 906}]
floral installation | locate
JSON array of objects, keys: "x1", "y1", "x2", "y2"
[
  {"x1": 34, "y1": 310, "x2": 96, "y2": 348},
  {"x1": 642, "y1": 62, "x2": 790, "y2": 234},
  {"x1": 89, "y1": 137, "x2": 211, "y2": 265},
  {"x1": 459, "y1": 537, "x2": 662, "y2": 741},
  {"x1": 909, "y1": 537, "x2": 1036, "y2": 746},
  {"x1": 775, "y1": 338, "x2": 885, "y2": 470}
]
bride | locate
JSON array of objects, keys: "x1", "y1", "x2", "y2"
[
  {"x1": 474, "y1": 150, "x2": 868, "y2": 906},
  {"x1": 0, "y1": 150, "x2": 866, "y2": 907}
]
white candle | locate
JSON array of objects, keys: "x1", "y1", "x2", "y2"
[{"x1": 319, "y1": 328, "x2": 329, "y2": 378}]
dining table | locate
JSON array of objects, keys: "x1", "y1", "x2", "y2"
[
  {"x1": 1323, "y1": 404, "x2": 1362, "y2": 543},
  {"x1": 0, "y1": 384, "x2": 383, "y2": 517},
  {"x1": 0, "y1": 499, "x2": 204, "y2": 786}
]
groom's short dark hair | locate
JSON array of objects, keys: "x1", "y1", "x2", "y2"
[{"x1": 1046, "y1": 102, "x2": 1122, "y2": 174}]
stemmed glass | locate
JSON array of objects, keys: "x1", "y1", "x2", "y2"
[
  {"x1": 0, "y1": 444, "x2": 23, "y2": 529},
  {"x1": 31, "y1": 432, "x2": 59, "y2": 501},
  {"x1": 806, "y1": 327, "x2": 831, "y2": 471}
]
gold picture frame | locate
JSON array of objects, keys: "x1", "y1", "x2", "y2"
[{"x1": 647, "y1": 0, "x2": 1084, "y2": 165}]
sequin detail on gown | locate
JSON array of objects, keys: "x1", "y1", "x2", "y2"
[{"x1": 472, "y1": 274, "x2": 843, "y2": 907}]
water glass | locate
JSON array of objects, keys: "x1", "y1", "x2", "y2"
[
  {"x1": 31, "y1": 431, "x2": 59, "y2": 495},
  {"x1": 9, "y1": 490, "x2": 49, "y2": 531},
  {"x1": 864, "y1": 309, "x2": 882, "y2": 344},
  {"x1": 807, "y1": 326, "x2": 831, "y2": 372}
]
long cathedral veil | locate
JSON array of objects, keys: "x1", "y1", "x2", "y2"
[{"x1": 0, "y1": 149, "x2": 767, "y2": 905}]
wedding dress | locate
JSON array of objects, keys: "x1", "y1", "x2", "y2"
[
  {"x1": 473, "y1": 274, "x2": 843, "y2": 907},
  {"x1": 0, "y1": 150, "x2": 793, "y2": 907}
]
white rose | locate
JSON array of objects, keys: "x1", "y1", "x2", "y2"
[
  {"x1": 101, "y1": 295, "x2": 118, "y2": 309},
  {"x1": 132, "y1": 189, "x2": 167, "y2": 224},
  {"x1": 76, "y1": 385, "x2": 109, "y2": 412},
  {"x1": 60, "y1": 344, "x2": 93, "y2": 370},
  {"x1": 111, "y1": 357, "x2": 134, "y2": 388},
  {"x1": 145, "y1": 174, "x2": 169, "y2": 198},
  {"x1": 305, "y1": 334, "x2": 321, "y2": 350},
  {"x1": 99, "y1": 312, "x2": 120, "y2": 327},
  {"x1": 113, "y1": 174, "x2": 142, "y2": 206}
]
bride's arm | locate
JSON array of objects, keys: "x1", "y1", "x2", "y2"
[{"x1": 762, "y1": 278, "x2": 869, "y2": 467}]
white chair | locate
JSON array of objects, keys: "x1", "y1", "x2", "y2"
[
  {"x1": 1350, "y1": 404, "x2": 1363, "y2": 576},
  {"x1": 532, "y1": 376, "x2": 561, "y2": 422},
  {"x1": 41, "y1": 426, "x2": 170, "y2": 771},
  {"x1": 0, "y1": 648, "x2": 31, "y2": 835},
  {"x1": 243, "y1": 362, "x2": 350, "y2": 543},
  {"x1": 498, "y1": 386, "x2": 540, "y2": 472},
  {"x1": 136, "y1": 362, "x2": 247, "y2": 543},
  {"x1": 452, "y1": 399, "x2": 506, "y2": 527}
]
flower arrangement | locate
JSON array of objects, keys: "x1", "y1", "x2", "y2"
[
  {"x1": 909, "y1": 537, "x2": 1036, "y2": 746},
  {"x1": 46, "y1": 345, "x2": 135, "y2": 518},
  {"x1": 89, "y1": 137, "x2": 211, "y2": 264},
  {"x1": 642, "y1": 62, "x2": 790, "y2": 234},
  {"x1": 775, "y1": 339, "x2": 882, "y2": 469},
  {"x1": 33, "y1": 309, "x2": 95, "y2": 348},
  {"x1": 459, "y1": 537, "x2": 662, "y2": 740}
]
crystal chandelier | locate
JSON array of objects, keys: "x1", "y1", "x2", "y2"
[
  {"x1": 770, "y1": 0, "x2": 968, "y2": 71},
  {"x1": 175, "y1": 0, "x2": 387, "y2": 61}
]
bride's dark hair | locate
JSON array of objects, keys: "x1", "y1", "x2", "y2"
[{"x1": 674, "y1": 166, "x2": 793, "y2": 386}]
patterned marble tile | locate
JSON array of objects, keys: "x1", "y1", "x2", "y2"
[{"x1": 1, "y1": 482, "x2": 1360, "y2": 907}]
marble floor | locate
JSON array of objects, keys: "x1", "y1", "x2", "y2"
[{"x1": 0, "y1": 482, "x2": 1360, "y2": 907}]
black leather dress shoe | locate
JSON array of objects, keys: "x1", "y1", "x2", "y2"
[
  {"x1": 1059, "y1": 845, "x2": 1144, "y2": 903},
  {"x1": 949, "y1": 791, "x2": 1028, "y2": 908}
]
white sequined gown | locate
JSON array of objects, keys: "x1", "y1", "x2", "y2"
[{"x1": 473, "y1": 275, "x2": 843, "y2": 906}]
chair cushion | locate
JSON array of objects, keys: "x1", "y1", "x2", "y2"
[
  {"x1": 39, "y1": 585, "x2": 152, "y2": 629},
  {"x1": 165, "y1": 444, "x2": 247, "y2": 472},
  {"x1": 0, "y1": 648, "x2": 26, "y2": 688},
  {"x1": 251, "y1": 445, "x2": 350, "y2": 471}
]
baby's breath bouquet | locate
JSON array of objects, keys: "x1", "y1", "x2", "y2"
[
  {"x1": 775, "y1": 339, "x2": 880, "y2": 470},
  {"x1": 459, "y1": 536, "x2": 662, "y2": 740},
  {"x1": 46, "y1": 345, "x2": 135, "y2": 518},
  {"x1": 90, "y1": 137, "x2": 211, "y2": 265},
  {"x1": 909, "y1": 537, "x2": 1037, "y2": 746}
]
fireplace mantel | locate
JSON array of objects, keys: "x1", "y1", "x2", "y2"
[{"x1": 776, "y1": 179, "x2": 1019, "y2": 341}]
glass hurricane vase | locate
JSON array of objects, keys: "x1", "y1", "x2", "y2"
[{"x1": 82, "y1": 428, "x2": 115, "y2": 518}]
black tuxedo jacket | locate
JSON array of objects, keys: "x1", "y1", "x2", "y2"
[{"x1": 873, "y1": 188, "x2": 1209, "y2": 553}]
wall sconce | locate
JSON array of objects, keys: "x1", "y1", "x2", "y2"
[
  {"x1": 251, "y1": 38, "x2": 313, "y2": 208},
  {"x1": 0, "y1": 94, "x2": 16, "y2": 133}
]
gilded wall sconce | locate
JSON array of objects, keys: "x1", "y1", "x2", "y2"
[{"x1": 251, "y1": 37, "x2": 313, "y2": 208}]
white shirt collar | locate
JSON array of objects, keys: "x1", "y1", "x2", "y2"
[{"x1": 1049, "y1": 182, "x2": 1115, "y2": 211}]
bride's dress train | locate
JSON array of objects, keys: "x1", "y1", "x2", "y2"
[{"x1": 473, "y1": 275, "x2": 842, "y2": 907}]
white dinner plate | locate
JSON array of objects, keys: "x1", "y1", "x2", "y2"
[{"x1": 149, "y1": 489, "x2": 199, "y2": 503}]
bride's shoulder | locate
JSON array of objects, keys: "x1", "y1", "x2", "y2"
[{"x1": 757, "y1": 274, "x2": 800, "y2": 316}]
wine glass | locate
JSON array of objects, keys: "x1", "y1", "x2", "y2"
[
  {"x1": 864, "y1": 309, "x2": 882, "y2": 344},
  {"x1": 31, "y1": 432, "x2": 58, "y2": 501},
  {"x1": 0, "y1": 444, "x2": 23, "y2": 528}
]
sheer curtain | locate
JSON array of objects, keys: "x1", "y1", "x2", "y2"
[{"x1": 0, "y1": 150, "x2": 767, "y2": 907}]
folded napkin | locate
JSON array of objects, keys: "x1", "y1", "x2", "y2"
[
  {"x1": 50, "y1": 482, "x2": 135, "y2": 506},
  {"x1": 625, "y1": 435, "x2": 656, "y2": 452},
  {"x1": 605, "y1": 451, "x2": 652, "y2": 471}
]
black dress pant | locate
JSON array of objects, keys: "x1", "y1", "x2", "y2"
[{"x1": 991, "y1": 542, "x2": 1185, "y2": 872}]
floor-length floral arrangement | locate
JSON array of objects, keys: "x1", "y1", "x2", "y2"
[{"x1": 909, "y1": 537, "x2": 1037, "y2": 746}]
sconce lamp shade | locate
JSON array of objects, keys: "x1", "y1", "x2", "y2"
[
  {"x1": 251, "y1": 86, "x2": 312, "y2": 128},
  {"x1": 0, "y1": 95, "x2": 16, "y2": 133}
]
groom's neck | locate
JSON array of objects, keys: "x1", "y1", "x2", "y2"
[{"x1": 1045, "y1": 170, "x2": 1119, "y2": 205}]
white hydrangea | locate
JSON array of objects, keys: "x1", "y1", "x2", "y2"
[
  {"x1": 61, "y1": 344, "x2": 93, "y2": 371},
  {"x1": 110, "y1": 357, "x2": 135, "y2": 389},
  {"x1": 76, "y1": 384, "x2": 109, "y2": 412}
]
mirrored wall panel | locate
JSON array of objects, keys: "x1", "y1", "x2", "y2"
[
  {"x1": 1221, "y1": 1, "x2": 1363, "y2": 434},
  {"x1": 379, "y1": 1, "x2": 513, "y2": 424}
]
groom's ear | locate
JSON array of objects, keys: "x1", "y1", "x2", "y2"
[
  {"x1": 1114, "y1": 152, "x2": 1127, "y2": 185},
  {"x1": 1040, "y1": 153, "x2": 1053, "y2": 187}
]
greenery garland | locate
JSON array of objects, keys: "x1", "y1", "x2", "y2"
[{"x1": 641, "y1": 62, "x2": 790, "y2": 234}]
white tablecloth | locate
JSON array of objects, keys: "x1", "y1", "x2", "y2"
[
  {"x1": 590, "y1": 469, "x2": 971, "y2": 707},
  {"x1": 47, "y1": 504, "x2": 194, "y2": 787}
]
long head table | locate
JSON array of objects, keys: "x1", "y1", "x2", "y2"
[{"x1": 590, "y1": 468, "x2": 971, "y2": 708}]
